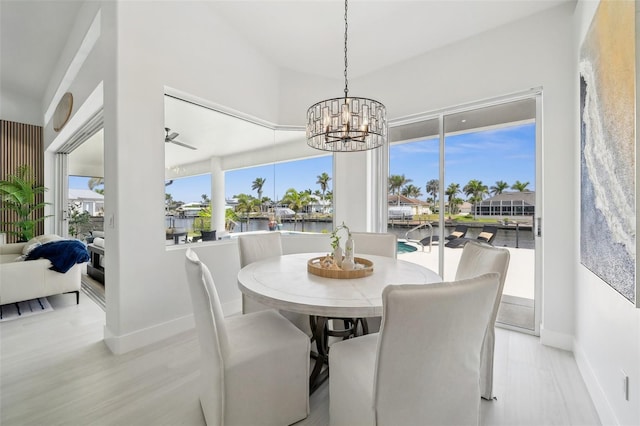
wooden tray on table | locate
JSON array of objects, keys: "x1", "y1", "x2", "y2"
[{"x1": 307, "y1": 256, "x2": 374, "y2": 279}]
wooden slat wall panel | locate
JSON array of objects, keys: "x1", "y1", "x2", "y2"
[{"x1": 0, "y1": 120, "x2": 44, "y2": 243}]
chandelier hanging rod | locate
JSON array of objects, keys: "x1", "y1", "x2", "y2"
[{"x1": 305, "y1": 0, "x2": 387, "y2": 152}]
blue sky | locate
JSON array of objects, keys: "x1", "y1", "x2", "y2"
[
  {"x1": 390, "y1": 123, "x2": 535, "y2": 197},
  {"x1": 70, "y1": 123, "x2": 535, "y2": 203}
]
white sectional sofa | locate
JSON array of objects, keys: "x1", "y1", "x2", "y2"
[{"x1": 0, "y1": 234, "x2": 84, "y2": 306}]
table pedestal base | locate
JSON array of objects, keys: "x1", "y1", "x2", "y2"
[{"x1": 308, "y1": 316, "x2": 369, "y2": 394}]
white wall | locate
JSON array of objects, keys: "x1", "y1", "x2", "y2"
[
  {"x1": 99, "y1": 0, "x2": 284, "y2": 353},
  {"x1": 0, "y1": 88, "x2": 42, "y2": 126},
  {"x1": 572, "y1": 2, "x2": 640, "y2": 425}
]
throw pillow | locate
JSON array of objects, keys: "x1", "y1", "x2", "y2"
[
  {"x1": 22, "y1": 234, "x2": 63, "y2": 255},
  {"x1": 22, "y1": 240, "x2": 42, "y2": 256},
  {"x1": 35, "y1": 234, "x2": 63, "y2": 244}
]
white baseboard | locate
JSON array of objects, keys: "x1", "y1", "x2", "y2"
[
  {"x1": 539, "y1": 325, "x2": 573, "y2": 351},
  {"x1": 103, "y1": 313, "x2": 194, "y2": 355},
  {"x1": 102, "y1": 298, "x2": 243, "y2": 354},
  {"x1": 573, "y1": 338, "x2": 615, "y2": 425}
]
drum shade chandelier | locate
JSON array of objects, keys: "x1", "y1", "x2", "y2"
[{"x1": 306, "y1": 0, "x2": 387, "y2": 152}]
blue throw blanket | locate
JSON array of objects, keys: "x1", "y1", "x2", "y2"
[{"x1": 25, "y1": 240, "x2": 90, "y2": 273}]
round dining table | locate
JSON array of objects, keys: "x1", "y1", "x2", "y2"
[
  {"x1": 237, "y1": 252, "x2": 441, "y2": 318},
  {"x1": 237, "y1": 252, "x2": 442, "y2": 393}
]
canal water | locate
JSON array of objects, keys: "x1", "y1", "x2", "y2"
[{"x1": 167, "y1": 217, "x2": 534, "y2": 249}]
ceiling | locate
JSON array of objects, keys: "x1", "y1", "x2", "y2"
[
  {"x1": 211, "y1": 0, "x2": 569, "y2": 80},
  {"x1": 164, "y1": 95, "x2": 304, "y2": 169},
  {"x1": 1, "y1": 0, "x2": 569, "y2": 103},
  {"x1": 2, "y1": 1, "x2": 564, "y2": 175},
  {"x1": 1, "y1": 0, "x2": 83, "y2": 101}
]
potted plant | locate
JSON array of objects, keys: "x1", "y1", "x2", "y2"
[
  {"x1": 68, "y1": 201, "x2": 91, "y2": 240},
  {"x1": 0, "y1": 165, "x2": 51, "y2": 242}
]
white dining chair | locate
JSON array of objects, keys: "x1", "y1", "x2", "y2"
[
  {"x1": 350, "y1": 232, "x2": 397, "y2": 258},
  {"x1": 348, "y1": 232, "x2": 397, "y2": 333},
  {"x1": 329, "y1": 273, "x2": 500, "y2": 426},
  {"x1": 454, "y1": 240, "x2": 510, "y2": 400},
  {"x1": 237, "y1": 232, "x2": 311, "y2": 335},
  {"x1": 237, "y1": 232, "x2": 283, "y2": 314},
  {"x1": 184, "y1": 248, "x2": 310, "y2": 426}
]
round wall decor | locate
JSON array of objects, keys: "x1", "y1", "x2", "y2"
[{"x1": 53, "y1": 92, "x2": 73, "y2": 132}]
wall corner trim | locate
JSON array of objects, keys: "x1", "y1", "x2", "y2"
[{"x1": 539, "y1": 325, "x2": 573, "y2": 351}]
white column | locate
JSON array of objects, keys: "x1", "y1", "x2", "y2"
[
  {"x1": 368, "y1": 145, "x2": 388, "y2": 233},
  {"x1": 334, "y1": 147, "x2": 387, "y2": 233},
  {"x1": 210, "y1": 156, "x2": 225, "y2": 234},
  {"x1": 334, "y1": 151, "x2": 367, "y2": 231}
]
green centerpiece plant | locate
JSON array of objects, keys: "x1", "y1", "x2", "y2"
[
  {"x1": 0, "y1": 165, "x2": 51, "y2": 242},
  {"x1": 330, "y1": 222, "x2": 351, "y2": 267}
]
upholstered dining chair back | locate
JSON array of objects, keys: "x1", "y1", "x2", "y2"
[
  {"x1": 185, "y1": 248, "x2": 310, "y2": 426},
  {"x1": 184, "y1": 248, "x2": 228, "y2": 425},
  {"x1": 350, "y1": 232, "x2": 397, "y2": 258},
  {"x1": 329, "y1": 273, "x2": 500, "y2": 426},
  {"x1": 237, "y1": 232, "x2": 283, "y2": 314},
  {"x1": 347, "y1": 232, "x2": 397, "y2": 333},
  {"x1": 455, "y1": 240, "x2": 510, "y2": 400},
  {"x1": 237, "y1": 231, "x2": 283, "y2": 267},
  {"x1": 237, "y1": 232, "x2": 311, "y2": 335}
]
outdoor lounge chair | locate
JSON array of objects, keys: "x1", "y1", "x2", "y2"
[
  {"x1": 445, "y1": 225, "x2": 498, "y2": 248},
  {"x1": 418, "y1": 224, "x2": 469, "y2": 247}
]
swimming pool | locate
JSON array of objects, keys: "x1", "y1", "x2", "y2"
[{"x1": 397, "y1": 241, "x2": 417, "y2": 253}]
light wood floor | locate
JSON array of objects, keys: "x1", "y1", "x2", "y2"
[{"x1": 0, "y1": 293, "x2": 600, "y2": 426}]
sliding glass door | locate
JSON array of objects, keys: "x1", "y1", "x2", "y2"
[{"x1": 389, "y1": 92, "x2": 541, "y2": 333}]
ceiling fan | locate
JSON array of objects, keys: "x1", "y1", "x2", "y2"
[{"x1": 165, "y1": 127, "x2": 197, "y2": 150}]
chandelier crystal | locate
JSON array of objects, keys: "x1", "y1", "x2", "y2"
[{"x1": 306, "y1": 0, "x2": 387, "y2": 152}]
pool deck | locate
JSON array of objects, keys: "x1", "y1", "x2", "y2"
[{"x1": 398, "y1": 240, "x2": 535, "y2": 300}]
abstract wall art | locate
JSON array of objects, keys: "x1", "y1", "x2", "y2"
[{"x1": 579, "y1": 0, "x2": 636, "y2": 305}]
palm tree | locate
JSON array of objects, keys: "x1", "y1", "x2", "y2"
[
  {"x1": 490, "y1": 180, "x2": 509, "y2": 195},
  {"x1": 235, "y1": 193, "x2": 260, "y2": 231},
  {"x1": 252, "y1": 177, "x2": 266, "y2": 212},
  {"x1": 389, "y1": 175, "x2": 412, "y2": 206},
  {"x1": 316, "y1": 172, "x2": 331, "y2": 213},
  {"x1": 450, "y1": 197, "x2": 464, "y2": 215},
  {"x1": 88, "y1": 177, "x2": 104, "y2": 195},
  {"x1": 201, "y1": 194, "x2": 210, "y2": 204},
  {"x1": 464, "y1": 179, "x2": 489, "y2": 217},
  {"x1": 401, "y1": 184, "x2": 422, "y2": 199},
  {"x1": 511, "y1": 180, "x2": 530, "y2": 191},
  {"x1": 281, "y1": 188, "x2": 311, "y2": 231},
  {"x1": 325, "y1": 190, "x2": 333, "y2": 204},
  {"x1": 426, "y1": 179, "x2": 439, "y2": 205},
  {"x1": 445, "y1": 182, "x2": 461, "y2": 217}
]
